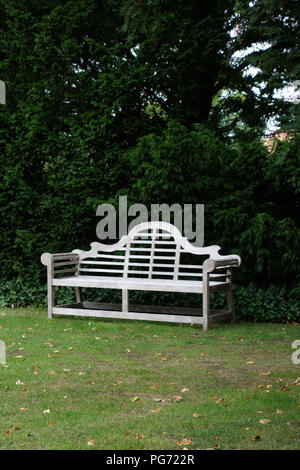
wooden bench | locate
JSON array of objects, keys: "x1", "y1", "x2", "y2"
[{"x1": 41, "y1": 221, "x2": 241, "y2": 330}]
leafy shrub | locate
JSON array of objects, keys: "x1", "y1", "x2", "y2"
[{"x1": 0, "y1": 278, "x2": 299, "y2": 324}]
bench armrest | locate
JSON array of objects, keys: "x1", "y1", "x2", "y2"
[
  {"x1": 203, "y1": 255, "x2": 241, "y2": 273},
  {"x1": 41, "y1": 252, "x2": 80, "y2": 279},
  {"x1": 41, "y1": 252, "x2": 79, "y2": 267}
]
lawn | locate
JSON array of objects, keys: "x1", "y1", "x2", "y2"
[{"x1": 0, "y1": 308, "x2": 299, "y2": 450}]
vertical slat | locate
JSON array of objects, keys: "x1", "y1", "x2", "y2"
[
  {"x1": 173, "y1": 242, "x2": 180, "y2": 280},
  {"x1": 148, "y1": 228, "x2": 157, "y2": 279},
  {"x1": 123, "y1": 240, "x2": 130, "y2": 278}
]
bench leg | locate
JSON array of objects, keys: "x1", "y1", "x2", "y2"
[
  {"x1": 202, "y1": 282, "x2": 210, "y2": 331},
  {"x1": 122, "y1": 289, "x2": 128, "y2": 313},
  {"x1": 48, "y1": 285, "x2": 54, "y2": 319},
  {"x1": 75, "y1": 287, "x2": 82, "y2": 304}
]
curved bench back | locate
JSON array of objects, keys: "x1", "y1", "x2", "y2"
[{"x1": 73, "y1": 221, "x2": 223, "y2": 281}]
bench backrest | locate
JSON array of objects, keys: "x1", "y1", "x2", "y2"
[{"x1": 73, "y1": 221, "x2": 223, "y2": 281}]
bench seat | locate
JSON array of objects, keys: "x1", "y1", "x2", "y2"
[{"x1": 53, "y1": 275, "x2": 229, "y2": 293}]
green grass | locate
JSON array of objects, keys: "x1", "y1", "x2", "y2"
[{"x1": 0, "y1": 308, "x2": 300, "y2": 450}]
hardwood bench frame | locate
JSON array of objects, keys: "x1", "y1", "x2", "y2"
[{"x1": 41, "y1": 221, "x2": 241, "y2": 330}]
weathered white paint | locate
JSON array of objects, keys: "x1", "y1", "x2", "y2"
[{"x1": 41, "y1": 221, "x2": 241, "y2": 330}]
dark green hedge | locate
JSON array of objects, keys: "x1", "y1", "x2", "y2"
[{"x1": 1, "y1": 277, "x2": 299, "y2": 324}]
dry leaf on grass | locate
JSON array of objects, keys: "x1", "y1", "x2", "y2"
[
  {"x1": 176, "y1": 438, "x2": 193, "y2": 446},
  {"x1": 259, "y1": 419, "x2": 271, "y2": 424},
  {"x1": 150, "y1": 408, "x2": 162, "y2": 413},
  {"x1": 87, "y1": 440, "x2": 95, "y2": 446},
  {"x1": 192, "y1": 413, "x2": 203, "y2": 418},
  {"x1": 173, "y1": 395, "x2": 182, "y2": 402},
  {"x1": 16, "y1": 380, "x2": 25, "y2": 385}
]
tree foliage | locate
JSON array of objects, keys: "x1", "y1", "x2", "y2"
[{"x1": 0, "y1": 0, "x2": 299, "y2": 302}]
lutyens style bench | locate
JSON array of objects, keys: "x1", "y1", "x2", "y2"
[{"x1": 41, "y1": 221, "x2": 241, "y2": 330}]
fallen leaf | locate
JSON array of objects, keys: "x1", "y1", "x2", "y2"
[
  {"x1": 87, "y1": 440, "x2": 95, "y2": 446},
  {"x1": 176, "y1": 438, "x2": 193, "y2": 446},
  {"x1": 181, "y1": 388, "x2": 190, "y2": 393},
  {"x1": 259, "y1": 419, "x2": 271, "y2": 424},
  {"x1": 43, "y1": 409, "x2": 50, "y2": 414},
  {"x1": 276, "y1": 409, "x2": 284, "y2": 414},
  {"x1": 20, "y1": 407, "x2": 29, "y2": 411},
  {"x1": 131, "y1": 396, "x2": 139, "y2": 403},
  {"x1": 136, "y1": 433, "x2": 145, "y2": 439},
  {"x1": 281, "y1": 383, "x2": 288, "y2": 391},
  {"x1": 193, "y1": 413, "x2": 203, "y2": 418},
  {"x1": 246, "y1": 361, "x2": 254, "y2": 365},
  {"x1": 150, "y1": 408, "x2": 162, "y2": 413},
  {"x1": 253, "y1": 435, "x2": 261, "y2": 441},
  {"x1": 173, "y1": 395, "x2": 182, "y2": 402}
]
